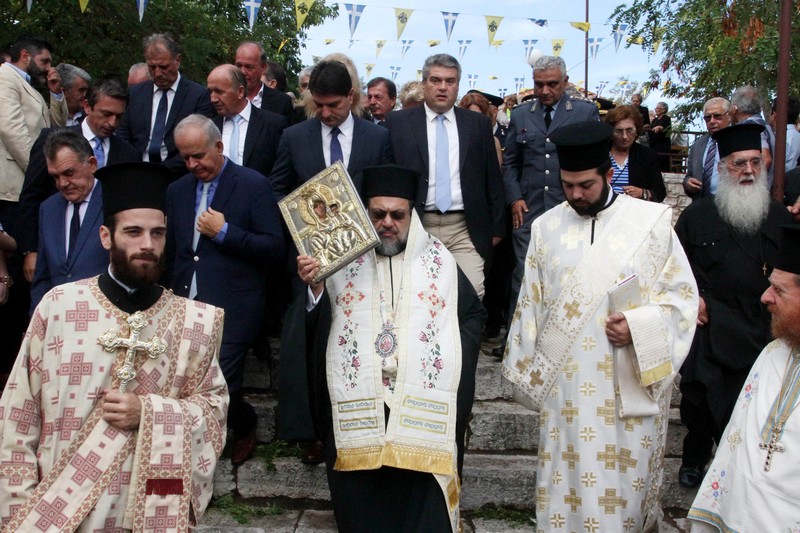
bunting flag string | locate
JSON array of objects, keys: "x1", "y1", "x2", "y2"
[
  {"x1": 295, "y1": 0, "x2": 316, "y2": 30},
  {"x1": 375, "y1": 40, "x2": 386, "y2": 57},
  {"x1": 79, "y1": 0, "x2": 89, "y2": 12},
  {"x1": 488, "y1": 75, "x2": 498, "y2": 80},
  {"x1": 441, "y1": 12, "x2": 459, "y2": 43},
  {"x1": 569, "y1": 21, "x2": 591, "y2": 32},
  {"x1": 244, "y1": 0, "x2": 262, "y2": 31},
  {"x1": 400, "y1": 40, "x2": 414, "y2": 60},
  {"x1": 136, "y1": 0, "x2": 147, "y2": 21},
  {"x1": 588, "y1": 37, "x2": 603, "y2": 61},
  {"x1": 344, "y1": 4, "x2": 365, "y2": 39},
  {"x1": 467, "y1": 74, "x2": 478, "y2": 89},
  {"x1": 485, "y1": 16, "x2": 503, "y2": 46},
  {"x1": 395, "y1": 8, "x2": 413, "y2": 39},
  {"x1": 457, "y1": 39, "x2": 471, "y2": 60},
  {"x1": 514, "y1": 77, "x2": 524, "y2": 94},
  {"x1": 389, "y1": 66, "x2": 401, "y2": 81},
  {"x1": 551, "y1": 39, "x2": 565, "y2": 57},
  {"x1": 324, "y1": 39, "x2": 335, "y2": 45},
  {"x1": 530, "y1": 19, "x2": 548, "y2": 28},
  {"x1": 523, "y1": 39, "x2": 538, "y2": 61},
  {"x1": 612, "y1": 23, "x2": 629, "y2": 52},
  {"x1": 428, "y1": 40, "x2": 441, "y2": 47},
  {"x1": 365, "y1": 63, "x2": 375, "y2": 78}
]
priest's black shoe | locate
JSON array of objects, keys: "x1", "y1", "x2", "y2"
[
  {"x1": 678, "y1": 465, "x2": 703, "y2": 488},
  {"x1": 301, "y1": 440, "x2": 325, "y2": 465},
  {"x1": 231, "y1": 429, "x2": 257, "y2": 466}
]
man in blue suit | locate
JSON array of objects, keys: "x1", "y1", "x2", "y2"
[
  {"x1": 166, "y1": 114, "x2": 284, "y2": 465},
  {"x1": 269, "y1": 59, "x2": 393, "y2": 199},
  {"x1": 30, "y1": 130, "x2": 108, "y2": 312},
  {"x1": 117, "y1": 33, "x2": 214, "y2": 178}
]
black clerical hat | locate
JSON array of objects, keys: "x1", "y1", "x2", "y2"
[
  {"x1": 466, "y1": 89, "x2": 504, "y2": 108},
  {"x1": 712, "y1": 123, "x2": 764, "y2": 158},
  {"x1": 773, "y1": 225, "x2": 800, "y2": 276},
  {"x1": 361, "y1": 165, "x2": 419, "y2": 201},
  {"x1": 96, "y1": 162, "x2": 170, "y2": 221},
  {"x1": 550, "y1": 121, "x2": 613, "y2": 171}
]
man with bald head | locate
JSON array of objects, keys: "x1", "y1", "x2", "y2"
[
  {"x1": 234, "y1": 42, "x2": 293, "y2": 122},
  {"x1": 208, "y1": 64, "x2": 287, "y2": 177},
  {"x1": 117, "y1": 33, "x2": 214, "y2": 177}
]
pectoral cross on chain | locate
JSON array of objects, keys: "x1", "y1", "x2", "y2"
[
  {"x1": 759, "y1": 426, "x2": 786, "y2": 472},
  {"x1": 97, "y1": 311, "x2": 167, "y2": 393}
]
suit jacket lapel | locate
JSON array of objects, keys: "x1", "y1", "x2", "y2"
[
  {"x1": 165, "y1": 77, "x2": 187, "y2": 132},
  {"x1": 19, "y1": 76, "x2": 48, "y2": 122},
  {"x1": 308, "y1": 118, "x2": 326, "y2": 171},
  {"x1": 454, "y1": 108, "x2": 471, "y2": 171},
  {"x1": 209, "y1": 162, "x2": 236, "y2": 212},
  {"x1": 529, "y1": 101, "x2": 548, "y2": 134},
  {"x1": 243, "y1": 112, "x2": 262, "y2": 165},
  {"x1": 68, "y1": 186, "x2": 103, "y2": 269},
  {"x1": 56, "y1": 196, "x2": 68, "y2": 266},
  {"x1": 347, "y1": 116, "x2": 363, "y2": 174},
  {"x1": 410, "y1": 106, "x2": 429, "y2": 171}
]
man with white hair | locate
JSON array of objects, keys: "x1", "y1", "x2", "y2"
[
  {"x1": 674, "y1": 123, "x2": 793, "y2": 488},
  {"x1": 55, "y1": 63, "x2": 90, "y2": 126}
]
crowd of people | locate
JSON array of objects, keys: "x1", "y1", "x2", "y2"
[{"x1": 0, "y1": 31, "x2": 799, "y2": 532}]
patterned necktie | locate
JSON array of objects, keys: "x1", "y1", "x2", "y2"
[
  {"x1": 228, "y1": 115, "x2": 243, "y2": 164},
  {"x1": 189, "y1": 182, "x2": 211, "y2": 300},
  {"x1": 148, "y1": 88, "x2": 169, "y2": 163},
  {"x1": 544, "y1": 106, "x2": 554, "y2": 129},
  {"x1": 68, "y1": 201, "x2": 82, "y2": 261},
  {"x1": 435, "y1": 114, "x2": 452, "y2": 212},
  {"x1": 92, "y1": 137, "x2": 105, "y2": 168},
  {"x1": 702, "y1": 139, "x2": 717, "y2": 194},
  {"x1": 330, "y1": 127, "x2": 343, "y2": 164}
]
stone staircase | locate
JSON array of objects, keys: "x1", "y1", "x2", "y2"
[{"x1": 200, "y1": 336, "x2": 697, "y2": 531}]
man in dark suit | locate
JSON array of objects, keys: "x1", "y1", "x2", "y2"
[
  {"x1": 366, "y1": 77, "x2": 396, "y2": 125},
  {"x1": 30, "y1": 130, "x2": 108, "y2": 311},
  {"x1": 235, "y1": 42, "x2": 293, "y2": 123},
  {"x1": 117, "y1": 33, "x2": 214, "y2": 178},
  {"x1": 683, "y1": 97, "x2": 732, "y2": 202},
  {"x1": 18, "y1": 77, "x2": 139, "y2": 284},
  {"x1": 385, "y1": 53, "x2": 504, "y2": 299},
  {"x1": 207, "y1": 64, "x2": 287, "y2": 177},
  {"x1": 166, "y1": 114, "x2": 284, "y2": 465},
  {"x1": 269, "y1": 60, "x2": 393, "y2": 199}
]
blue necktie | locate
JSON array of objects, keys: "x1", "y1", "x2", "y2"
[
  {"x1": 228, "y1": 115, "x2": 243, "y2": 164},
  {"x1": 92, "y1": 137, "x2": 105, "y2": 168},
  {"x1": 702, "y1": 139, "x2": 717, "y2": 195},
  {"x1": 148, "y1": 89, "x2": 168, "y2": 163},
  {"x1": 330, "y1": 127, "x2": 343, "y2": 164},
  {"x1": 435, "y1": 114, "x2": 451, "y2": 212}
]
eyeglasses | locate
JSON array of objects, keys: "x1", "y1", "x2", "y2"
[
  {"x1": 703, "y1": 111, "x2": 728, "y2": 122},
  {"x1": 612, "y1": 128, "x2": 636, "y2": 137},
  {"x1": 729, "y1": 157, "x2": 762, "y2": 169}
]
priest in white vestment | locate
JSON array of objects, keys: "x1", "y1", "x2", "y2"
[
  {"x1": 502, "y1": 121, "x2": 698, "y2": 532},
  {"x1": 0, "y1": 162, "x2": 228, "y2": 532},
  {"x1": 690, "y1": 225, "x2": 800, "y2": 531}
]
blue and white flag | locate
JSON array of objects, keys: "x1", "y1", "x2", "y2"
[
  {"x1": 530, "y1": 19, "x2": 548, "y2": 28},
  {"x1": 523, "y1": 39, "x2": 538, "y2": 61},
  {"x1": 467, "y1": 74, "x2": 478, "y2": 90},
  {"x1": 588, "y1": 37, "x2": 603, "y2": 61},
  {"x1": 389, "y1": 66, "x2": 401, "y2": 81},
  {"x1": 457, "y1": 39, "x2": 471, "y2": 61},
  {"x1": 441, "y1": 12, "x2": 459, "y2": 42},
  {"x1": 401, "y1": 40, "x2": 414, "y2": 60},
  {"x1": 136, "y1": 0, "x2": 148, "y2": 21},
  {"x1": 244, "y1": 0, "x2": 262, "y2": 31},
  {"x1": 344, "y1": 4, "x2": 366, "y2": 39},
  {"x1": 596, "y1": 80, "x2": 609, "y2": 96},
  {"x1": 612, "y1": 23, "x2": 629, "y2": 52},
  {"x1": 498, "y1": 88, "x2": 507, "y2": 98},
  {"x1": 514, "y1": 77, "x2": 524, "y2": 94}
]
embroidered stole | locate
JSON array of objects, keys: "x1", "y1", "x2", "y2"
[
  {"x1": 325, "y1": 214, "x2": 462, "y2": 529},
  {"x1": 510, "y1": 199, "x2": 669, "y2": 414}
]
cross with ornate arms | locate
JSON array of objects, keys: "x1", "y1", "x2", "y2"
[
  {"x1": 759, "y1": 426, "x2": 786, "y2": 472},
  {"x1": 97, "y1": 311, "x2": 167, "y2": 393}
]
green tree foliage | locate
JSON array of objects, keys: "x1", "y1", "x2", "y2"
[
  {"x1": 0, "y1": 0, "x2": 337, "y2": 91},
  {"x1": 610, "y1": 0, "x2": 797, "y2": 120}
]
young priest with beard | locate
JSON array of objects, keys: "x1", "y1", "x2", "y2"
[
  {"x1": 674, "y1": 123, "x2": 793, "y2": 488},
  {"x1": 0, "y1": 162, "x2": 228, "y2": 531}
]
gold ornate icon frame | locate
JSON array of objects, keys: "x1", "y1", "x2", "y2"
[{"x1": 279, "y1": 162, "x2": 379, "y2": 283}]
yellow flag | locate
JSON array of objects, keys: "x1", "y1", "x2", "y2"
[
  {"x1": 395, "y1": 8, "x2": 414, "y2": 40},
  {"x1": 569, "y1": 21, "x2": 591, "y2": 32},
  {"x1": 488, "y1": 75, "x2": 499, "y2": 80},
  {"x1": 485, "y1": 16, "x2": 503, "y2": 46},
  {"x1": 295, "y1": 0, "x2": 317, "y2": 31},
  {"x1": 417, "y1": 69, "x2": 423, "y2": 80},
  {"x1": 324, "y1": 39, "x2": 335, "y2": 45},
  {"x1": 551, "y1": 39, "x2": 565, "y2": 57},
  {"x1": 627, "y1": 35, "x2": 645, "y2": 45},
  {"x1": 376, "y1": 40, "x2": 386, "y2": 57},
  {"x1": 79, "y1": 0, "x2": 89, "y2": 12},
  {"x1": 428, "y1": 40, "x2": 441, "y2": 47},
  {"x1": 278, "y1": 38, "x2": 291, "y2": 53},
  {"x1": 491, "y1": 40, "x2": 503, "y2": 50},
  {"x1": 365, "y1": 63, "x2": 375, "y2": 78}
]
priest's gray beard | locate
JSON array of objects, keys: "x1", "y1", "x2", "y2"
[
  {"x1": 376, "y1": 236, "x2": 407, "y2": 257},
  {"x1": 714, "y1": 166, "x2": 770, "y2": 235}
]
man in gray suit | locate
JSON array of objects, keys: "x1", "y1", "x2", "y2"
[
  {"x1": 683, "y1": 97, "x2": 732, "y2": 201},
  {"x1": 502, "y1": 55, "x2": 598, "y2": 326}
]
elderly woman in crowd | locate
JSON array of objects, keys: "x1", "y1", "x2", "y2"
[
  {"x1": 398, "y1": 80, "x2": 424, "y2": 109},
  {"x1": 604, "y1": 104, "x2": 666, "y2": 202},
  {"x1": 458, "y1": 92, "x2": 503, "y2": 166}
]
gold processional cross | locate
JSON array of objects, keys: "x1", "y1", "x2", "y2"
[{"x1": 97, "y1": 311, "x2": 167, "y2": 393}]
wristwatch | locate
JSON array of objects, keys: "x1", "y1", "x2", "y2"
[
  {"x1": 642, "y1": 189, "x2": 650, "y2": 201},
  {"x1": 0, "y1": 275, "x2": 12, "y2": 288}
]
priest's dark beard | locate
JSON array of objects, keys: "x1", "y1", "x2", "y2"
[
  {"x1": 109, "y1": 246, "x2": 165, "y2": 289},
  {"x1": 376, "y1": 237, "x2": 407, "y2": 257},
  {"x1": 715, "y1": 166, "x2": 769, "y2": 235},
  {"x1": 569, "y1": 181, "x2": 610, "y2": 217}
]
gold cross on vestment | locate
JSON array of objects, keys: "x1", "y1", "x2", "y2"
[
  {"x1": 97, "y1": 311, "x2": 167, "y2": 393},
  {"x1": 759, "y1": 428, "x2": 785, "y2": 472}
]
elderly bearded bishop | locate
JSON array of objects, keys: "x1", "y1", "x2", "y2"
[
  {"x1": 502, "y1": 122, "x2": 698, "y2": 531},
  {"x1": 0, "y1": 162, "x2": 228, "y2": 532}
]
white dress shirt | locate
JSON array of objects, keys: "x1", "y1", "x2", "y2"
[{"x1": 424, "y1": 103, "x2": 463, "y2": 211}]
